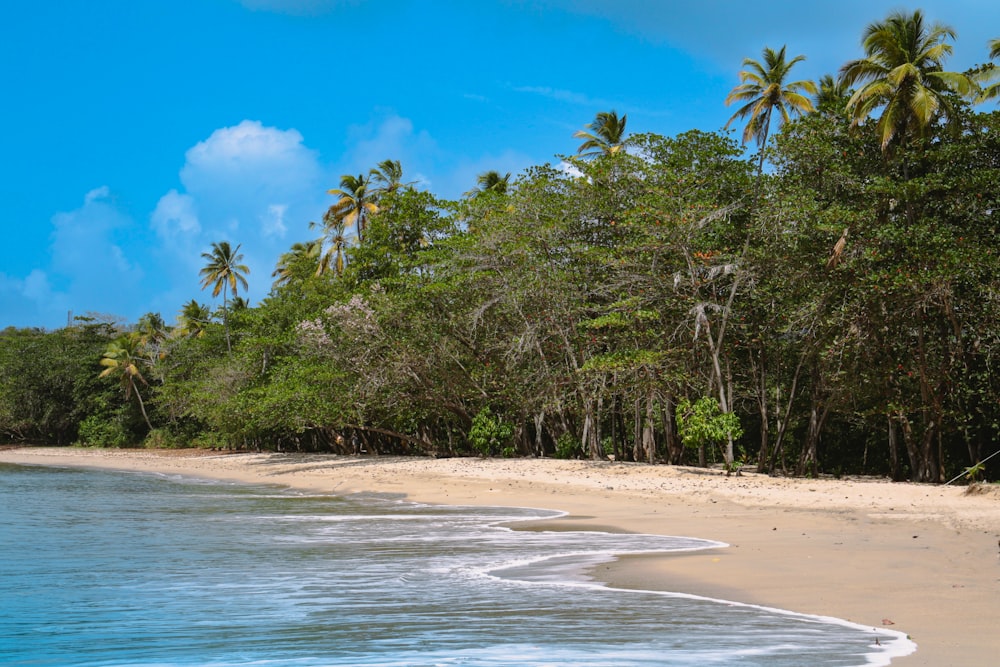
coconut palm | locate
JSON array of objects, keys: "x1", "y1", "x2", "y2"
[
  {"x1": 272, "y1": 239, "x2": 323, "y2": 286},
  {"x1": 814, "y1": 74, "x2": 851, "y2": 114},
  {"x1": 976, "y1": 38, "x2": 1000, "y2": 103},
  {"x1": 314, "y1": 214, "x2": 350, "y2": 277},
  {"x1": 135, "y1": 312, "x2": 168, "y2": 364},
  {"x1": 464, "y1": 170, "x2": 512, "y2": 197},
  {"x1": 175, "y1": 300, "x2": 211, "y2": 339},
  {"x1": 725, "y1": 45, "x2": 816, "y2": 171},
  {"x1": 838, "y1": 10, "x2": 973, "y2": 152},
  {"x1": 99, "y1": 332, "x2": 153, "y2": 430},
  {"x1": 199, "y1": 241, "x2": 250, "y2": 353},
  {"x1": 574, "y1": 110, "x2": 628, "y2": 158},
  {"x1": 327, "y1": 173, "x2": 379, "y2": 243},
  {"x1": 369, "y1": 159, "x2": 413, "y2": 197}
]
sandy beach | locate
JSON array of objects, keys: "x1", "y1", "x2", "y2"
[{"x1": 2, "y1": 447, "x2": 997, "y2": 666}]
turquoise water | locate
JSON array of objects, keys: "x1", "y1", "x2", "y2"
[{"x1": 0, "y1": 463, "x2": 912, "y2": 666}]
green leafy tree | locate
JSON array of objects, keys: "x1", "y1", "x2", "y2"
[
  {"x1": 199, "y1": 241, "x2": 250, "y2": 354},
  {"x1": 676, "y1": 396, "x2": 744, "y2": 468}
]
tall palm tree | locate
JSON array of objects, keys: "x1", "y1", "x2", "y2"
[
  {"x1": 175, "y1": 300, "x2": 211, "y2": 339},
  {"x1": 574, "y1": 111, "x2": 628, "y2": 158},
  {"x1": 314, "y1": 213, "x2": 349, "y2": 277},
  {"x1": 199, "y1": 241, "x2": 250, "y2": 353},
  {"x1": 327, "y1": 173, "x2": 379, "y2": 243},
  {"x1": 725, "y1": 45, "x2": 816, "y2": 172},
  {"x1": 464, "y1": 170, "x2": 511, "y2": 197},
  {"x1": 99, "y1": 332, "x2": 153, "y2": 430},
  {"x1": 838, "y1": 10, "x2": 972, "y2": 152}
]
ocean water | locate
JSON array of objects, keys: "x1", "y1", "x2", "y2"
[{"x1": 0, "y1": 462, "x2": 913, "y2": 666}]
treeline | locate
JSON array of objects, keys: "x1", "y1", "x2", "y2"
[{"x1": 3, "y1": 10, "x2": 1000, "y2": 483}]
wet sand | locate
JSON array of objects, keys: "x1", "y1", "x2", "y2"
[{"x1": 2, "y1": 447, "x2": 998, "y2": 666}]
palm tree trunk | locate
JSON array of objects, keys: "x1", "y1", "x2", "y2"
[
  {"x1": 134, "y1": 387, "x2": 153, "y2": 431},
  {"x1": 223, "y1": 283, "x2": 231, "y2": 354}
]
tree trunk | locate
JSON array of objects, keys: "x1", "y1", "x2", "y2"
[
  {"x1": 662, "y1": 394, "x2": 682, "y2": 464},
  {"x1": 641, "y1": 392, "x2": 656, "y2": 464},
  {"x1": 134, "y1": 388, "x2": 153, "y2": 431},
  {"x1": 887, "y1": 415, "x2": 902, "y2": 481},
  {"x1": 534, "y1": 412, "x2": 545, "y2": 457}
]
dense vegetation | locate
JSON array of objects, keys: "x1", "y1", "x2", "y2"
[{"x1": 3, "y1": 11, "x2": 1000, "y2": 483}]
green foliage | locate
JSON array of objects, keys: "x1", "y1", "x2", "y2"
[
  {"x1": 676, "y1": 397, "x2": 744, "y2": 450},
  {"x1": 77, "y1": 414, "x2": 130, "y2": 448},
  {"x1": 555, "y1": 432, "x2": 581, "y2": 460},
  {"x1": 468, "y1": 406, "x2": 513, "y2": 456}
]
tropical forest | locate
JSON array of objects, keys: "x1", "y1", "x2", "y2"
[{"x1": 4, "y1": 10, "x2": 1000, "y2": 484}]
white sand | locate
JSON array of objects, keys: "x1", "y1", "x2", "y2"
[{"x1": 2, "y1": 447, "x2": 998, "y2": 666}]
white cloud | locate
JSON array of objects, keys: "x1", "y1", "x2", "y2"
[
  {"x1": 262, "y1": 204, "x2": 288, "y2": 238},
  {"x1": 149, "y1": 120, "x2": 329, "y2": 309},
  {"x1": 151, "y1": 189, "x2": 201, "y2": 241},
  {"x1": 341, "y1": 113, "x2": 440, "y2": 187},
  {"x1": 180, "y1": 120, "x2": 324, "y2": 207},
  {"x1": 0, "y1": 188, "x2": 146, "y2": 327}
]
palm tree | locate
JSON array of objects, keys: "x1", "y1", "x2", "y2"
[
  {"x1": 838, "y1": 10, "x2": 973, "y2": 152},
  {"x1": 199, "y1": 241, "x2": 250, "y2": 353},
  {"x1": 272, "y1": 239, "x2": 323, "y2": 286},
  {"x1": 314, "y1": 213, "x2": 349, "y2": 277},
  {"x1": 976, "y1": 38, "x2": 1000, "y2": 103},
  {"x1": 465, "y1": 170, "x2": 511, "y2": 197},
  {"x1": 814, "y1": 74, "x2": 851, "y2": 114},
  {"x1": 135, "y1": 312, "x2": 168, "y2": 364},
  {"x1": 99, "y1": 332, "x2": 153, "y2": 430},
  {"x1": 369, "y1": 159, "x2": 413, "y2": 197},
  {"x1": 175, "y1": 300, "x2": 211, "y2": 339},
  {"x1": 327, "y1": 173, "x2": 379, "y2": 243},
  {"x1": 574, "y1": 111, "x2": 628, "y2": 158},
  {"x1": 725, "y1": 45, "x2": 816, "y2": 172}
]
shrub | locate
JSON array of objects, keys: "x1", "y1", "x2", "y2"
[
  {"x1": 555, "y1": 432, "x2": 581, "y2": 459},
  {"x1": 468, "y1": 406, "x2": 513, "y2": 456},
  {"x1": 76, "y1": 415, "x2": 130, "y2": 448}
]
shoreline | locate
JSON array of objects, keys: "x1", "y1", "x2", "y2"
[{"x1": 2, "y1": 447, "x2": 998, "y2": 666}]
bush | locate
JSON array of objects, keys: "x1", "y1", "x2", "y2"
[
  {"x1": 143, "y1": 428, "x2": 191, "y2": 449},
  {"x1": 468, "y1": 407, "x2": 513, "y2": 456},
  {"x1": 555, "y1": 432, "x2": 581, "y2": 459},
  {"x1": 76, "y1": 415, "x2": 130, "y2": 448}
]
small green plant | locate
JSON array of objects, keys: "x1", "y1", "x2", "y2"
[
  {"x1": 468, "y1": 406, "x2": 513, "y2": 456},
  {"x1": 963, "y1": 461, "x2": 986, "y2": 482},
  {"x1": 601, "y1": 436, "x2": 615, "y2": 457}
]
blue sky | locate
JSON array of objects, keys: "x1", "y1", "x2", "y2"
[{"x1": 2, "y1": 0, "x2": 997, "y2": 329}]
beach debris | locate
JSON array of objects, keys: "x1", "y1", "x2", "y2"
[{"x1": 881, "y1": 618, "x2": 895, "y2": 625}]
